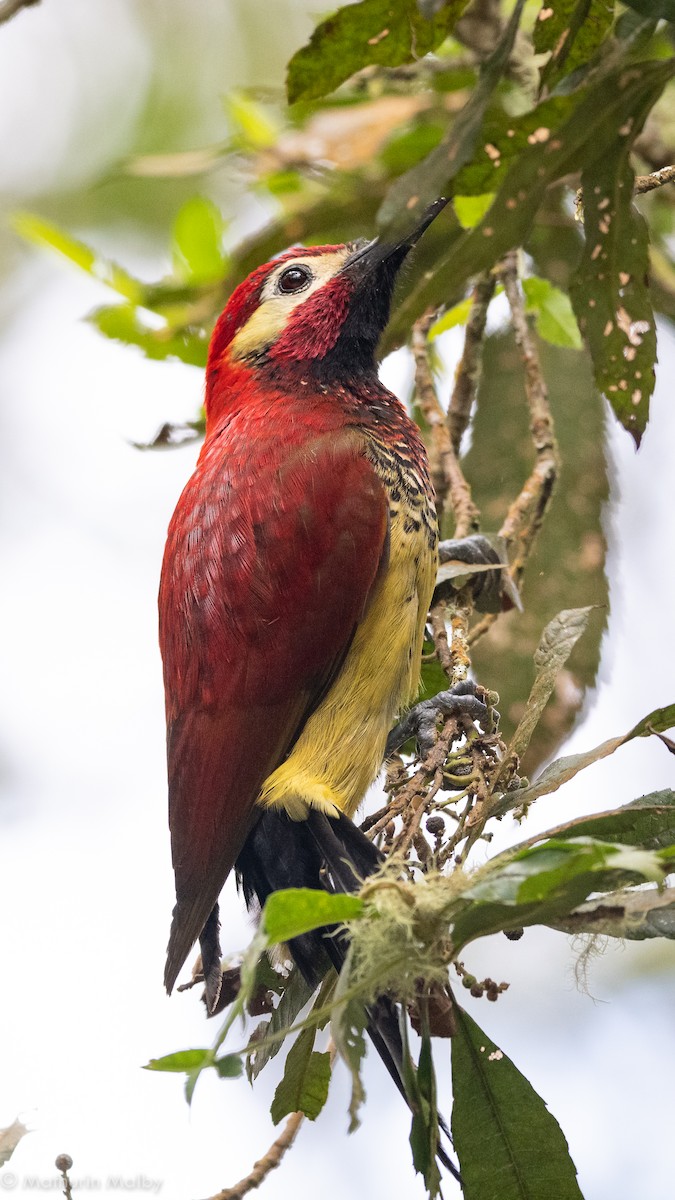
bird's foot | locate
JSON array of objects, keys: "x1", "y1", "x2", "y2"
[{"x1": 385, "y1": 679, "x2": 497, "y2": 760}]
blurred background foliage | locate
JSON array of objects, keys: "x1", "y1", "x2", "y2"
[{"x1": 3, "y1": 0, "x2": 675, "y2": 775}]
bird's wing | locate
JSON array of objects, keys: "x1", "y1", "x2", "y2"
[{"x1": 160, "y1": 426, "x2": 389, "y2": 991}]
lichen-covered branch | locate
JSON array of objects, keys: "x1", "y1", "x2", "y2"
[
  {"x1": 498, "y1": 251, "x2": 559, "y2": 566},
  {"x1": 411, "y1": 313, "x2": 480, "y2": 537},
  {"x1": 634, "y1": 164, "x2": 675, "y2": 195},
  {"x1": 447, "y1": 271, "x2": 497, "y2": 456},
  {"x1": 468, "y1": 252, "x2": 559, "y2": 647}
]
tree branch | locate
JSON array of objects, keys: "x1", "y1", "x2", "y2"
[
  {"x1": 634, "y1": 164, "x2": 675, "y2": 195},
  {"x1": 208, "y1": 1112, "x2": 305, "y2": 1200},
  {"x1": 468, "y1": 251, "x2": 559, "y2": 648},
  {"x1": 447, "y1": 271, "x2": 496, "y2": 456},
  {"x1": 411, "y1": 312, "x2": 480, "y2": 537},
  {"x1": 0, "y1": 0, "x2": 40, "y2": 25}
]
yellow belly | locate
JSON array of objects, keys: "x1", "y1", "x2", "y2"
[{"x1": 258, "y1": 506, "x2": 437, "y2": 820}]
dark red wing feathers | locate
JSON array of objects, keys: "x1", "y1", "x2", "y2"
[{"x1": 160, "y1": 416, "x2": 389, "y2": 991}]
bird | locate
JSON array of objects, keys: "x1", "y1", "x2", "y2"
[{"x1": 158, "y1": 197, "x2": 483, "y2": 1180}]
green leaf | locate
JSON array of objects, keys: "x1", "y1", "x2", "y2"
[
  {"x1": 418, "y1": 645, "x2": 451, "y2": 702},
  {"x1": 270, "y1": 1027, "x2": 332, "y2": 1124},
  {"x1": 410, "y1": 1016, "x2": 442, "y2": 1198},
  {"x1": 262, "y1": 888, "x2": 363, "y2": 944},
  {"x1": 451, "y1": 1006, "x2": 583, "y2": 1200},
  {"x1": 247, "y1": 968, "x2": 316, "y2": 1082},
  {"x1": 286, "y1": 0, "x2": 471, "y2": 105},
  {"x1": 383, "y1": 58, "x2": 675, "y2": 354},
  {"x1": 172, "y1": 196, "x2": 227, "y2": 285},
  {"x1": 224, "y1": 91, "x2": 279, "y2": 150},
  {"x1": 331, "y1": 948, "x2": 368, "y2": 1132},
  {"x1": 496, "y1": 702, "x2": 675, "y2": 815},
  {"x1": 570, "y1": 137, "x2": 657, "y2": 445},
  {"x1": 454, "y1": 193, "x2": 496, "y2": 229},
  {"x1": 428, "y1": 286, "x2": 504, "y2": 339},
  {"x1": 400, "y1": 1013, "x2": 441, "y2": 1198},
  {"x1": 503, "y1": 607, "x2": 594, "y2": 769},
  {"x1": 380, "y1": 122, "x2": 445, "y2": 176},
  {"x1": 452, "y1": 97, "x2": 566, "y2": 199},
  {"x1": 522, "y1": 276, "x2": 582, "y2": 349},
  {"x1": 628, "y1": 702, "x2": 675, "y2": 738},
  {"x1": 621, "y1": 0, "x2": 675, "y2": 20},
  {"x1": 531, "y1": 789, "x2": 675, "y2": 851},
  {"x1": 451, "y1": 836, "x2": 670, "y2": 948},
  {"x1": 90, "y1": 305, "x2": 208, "y2": 367},
  {"x1": 12, "y1": 213, "x2": 144, "y2": 303},
  {"x1": 144, "y1": 1048, "x2": 213, "y2": 1073},
  {"x1": 534, "y1": 0, "x2": 615, "y2": 87},
  {"x1": 214, "y1": 1054, "x2": 244, "y2": 1079},
  {"x1": 377, "y1": 0, "x2": 526, "y2": 235},
  {"x1": 429, "y1": 295, "x2": 474, "y2": 337}
]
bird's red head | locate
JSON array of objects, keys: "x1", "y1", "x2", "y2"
[{"x1": 204, "y1": 199, "x2": 449, "y2": 426}]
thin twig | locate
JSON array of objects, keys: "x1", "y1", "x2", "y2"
[
  {"x1": 634, "y1": 164, "x2": 675, "y2": 195},
  {"x1": 411, "y1": 312, "x2": 480, "y2": 535},
  {"x1": 447, "y1": 271, "x2": 497, "y2": 455},
  {"x1": 387, "y1": 719, "x2": 464, "y2": 859},
  {"x1": 576, "y1": 164, "x2": 675, "y2": 226},
  {"x1": 467, "y1": 610, "x2": 498, "y2": 646},
  {"x1": 468, "y1": 252, "x2": 558, "y2": 648},
  {"x1": 499, "y1": 252, "x2": 559, "y2": 562},
  {"x1": 208, "y1": 1112, "x2": 305, "y2": 1200}
]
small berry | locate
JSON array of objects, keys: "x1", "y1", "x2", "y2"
[
  {"x1": 426, "y1": 815, "x2": 445, "y2": 836},
  {"x1": 56, "y1": 1155, "x2": 73, "y2": 1173},
  {"x1": 504, "y1": 927, "x2": 524, "y2": 941}
]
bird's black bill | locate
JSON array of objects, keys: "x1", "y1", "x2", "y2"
[{"x1": 342, "y1": 195, "x2": 450, "y2": 276}]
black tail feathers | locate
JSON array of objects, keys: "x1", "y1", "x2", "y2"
[{"x1": 235, "y1": 808, "x2": 460, "y2": 1185}]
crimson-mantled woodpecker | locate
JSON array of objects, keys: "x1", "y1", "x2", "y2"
[{"x1": 159, "y1": 199, "x2": 479, "y2": 1178}]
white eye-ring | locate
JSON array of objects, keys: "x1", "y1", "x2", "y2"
[{"x1": 276, "y1": 263, "x2": 313, "y2": 295}]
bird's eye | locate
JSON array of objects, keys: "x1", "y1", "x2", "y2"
[{"x1": 277, "y1": 264, "x2": 313, "y2": 295}]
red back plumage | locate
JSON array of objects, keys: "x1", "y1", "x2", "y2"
[{"x1": 159, "y1": 234, "x2": 433, "y2": 997}]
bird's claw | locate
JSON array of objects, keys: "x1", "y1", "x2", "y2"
[{"x1": 385, "y1": 679, "x2": 497, "y2": 759}]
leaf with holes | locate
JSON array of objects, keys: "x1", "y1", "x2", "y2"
[
  {"x1": 452, "y1": 97, "x2": 569, "y2": 198},
  {"x1": 247, "y1": 967, "x2": 316, "y2": 1082},
  {"x1": 534, "y1": 0, "x2": 615, "y2": 87},
  {"x1": 377, "y1": 0, "x2": 526, "y2": 235},
  {"x1": 571, "y1": 136, "x2": 657, "y2": 444},
  {"x1": 331, "y1": 949, "x2": 368, "y2": 1132},
  {"x1": 384, "y1": 58, "x2": 674, "y2": 353},
  {"x1": 452, "y1": 1007, "x2": 583, "y2": 1199},
  {"x1": 286, "y1": 0, "x2": 470, "y2": 105},
  {"x1": 270, "y1": 1027, "x2": 332, "y2": 1124}
]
